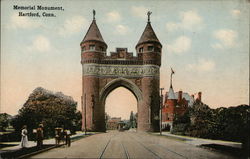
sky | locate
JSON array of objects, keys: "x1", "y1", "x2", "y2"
[{"x1": 0, "y1": 0, "x2": 249, "y2": 119}]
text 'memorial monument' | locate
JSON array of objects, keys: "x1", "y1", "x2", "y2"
[{"x1": 81, "y1": 10, "x2": 162, "y2": 132}]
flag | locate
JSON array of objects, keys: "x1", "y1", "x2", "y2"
[{"x1": 171, "y1": 67, "x2": 175, "y2": 75}]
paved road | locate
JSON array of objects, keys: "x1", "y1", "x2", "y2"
[{"x1": 30, "y1": 131, "x2": 236, "y2": 159}]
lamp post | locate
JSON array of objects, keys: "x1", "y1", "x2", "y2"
[{"x1": 160, "y1": 88, "x2": 164, "y2": 135}]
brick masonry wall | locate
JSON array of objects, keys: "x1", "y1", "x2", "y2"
[{"x1": 81, "y1": 40, "x2": 161, "y2": 132}]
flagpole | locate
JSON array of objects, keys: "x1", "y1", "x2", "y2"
[{"x1": 160, "y1": 88, "x2": 164, "y2": 135}]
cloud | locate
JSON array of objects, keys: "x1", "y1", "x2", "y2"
[
  {"x1": 106, "y1": 11, "x2": 121, "y2": 22},
  {"x1": 231, "y1": 9, "x2": 241, "y2": 18},
  {"x1": 114, "y1": 25, "x2": 129, "y2": 35},
  {"x1": 167, "y1": 36, "x2": 191, "y2": 54},
  {"x1": 166, "y1": 22, "x2": 179, "y2": 32},
  {"x1": 9, "y1": 14, "x2": 40, "y2": 29},
  {"x1": 131, "y1": 6, "x2": 149, "y2": 19},
  {"x1": 27, "y1": 35, "x2": 51, "y2": 52},
  {"x1": 59, "y1": 16, "x2": 88, "y2": 36},
  {"x1": 211, "y1": 29, "x2": 238, "y2": 49},
  {"x1": 166, "y1": 10, "x2": 203, "y2": 32},
  {"x1": 187, "y1": 59, "x2": 215, "y2": 72}
]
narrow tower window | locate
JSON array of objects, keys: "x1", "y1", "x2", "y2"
[
  {"x1": 100, "y1": 46, "x2": 104, "y2": 52},
  {"x1": 89, "y1": 45, "x2": 95, "y2": 51},
  {"x1": 82, "y1": 46, "x2": 86, "y2": 51},
  {"x1": 139, "y1": 47, "x2": 144, "y2": 53},
  {"x1": 147, "y1": 46, "x2": 154, "y2": 52}
]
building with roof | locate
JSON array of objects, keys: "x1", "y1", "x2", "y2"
[
  {"x1": 106, "y1": 117, "x2": 121, "y2": 130},
  {"x1": 161, "y1": 71, "x2": 202, "y2": 130}
]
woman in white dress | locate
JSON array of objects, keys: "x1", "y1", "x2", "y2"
[{"x1": 20, "y1": 125, "x2": 28, "y2": 148}]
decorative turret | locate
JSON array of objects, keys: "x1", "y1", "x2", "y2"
[
  {"x1": 166, "y1": 68, "x2": 176, "y2": 100},
  {"x1": 81, "y1": 10, "x2": 107, "y2": 131},
  {"x1": 136, "y1": 11, "x2": 162, "y2": 66},
  {"x1": 167, "y1": 86, "x2": 176, "y2": 100},
  {"x1": 81, "y1": 10, "x2": 107, "y2": 64}
]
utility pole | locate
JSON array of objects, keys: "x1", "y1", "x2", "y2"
[
  {"x1": 160, "y1": 87, "x2": 164, "y2": 135},
  {"x1": 84, "y1": 93, "x2": 87, "y2": 135}
]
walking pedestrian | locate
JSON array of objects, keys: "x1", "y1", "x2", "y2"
[
  {"x1": 36, "y1": 124, "x2": 44, "y2": 148},
  {"x1": 20, "y1": 125, "x2": 28, "y2": 148},
  {"x1": 65, "y1": 129, "x2": 71, "y2": 147},
  {"x1": 55, "y1": 127, "x2": 61, "y2": 145}
]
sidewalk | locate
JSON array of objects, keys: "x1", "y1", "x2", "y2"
[
  {"x1": 154, "y1": 132, "x2": 242, "y2": 149},
  {"x1": 0, "y1": 131, "x2": 92, "y2": 152}
]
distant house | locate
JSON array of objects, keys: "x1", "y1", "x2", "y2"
[
  {"x1": 162, "y1": 83, "x2": 202, "y2": 130},
  {"x1": 106, "y1": 117, "x2": 121, "y2": 130}
]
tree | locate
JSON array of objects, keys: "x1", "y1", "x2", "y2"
[
  {"x1": 0, "y1": 113, "x2": 11, "y2": 131},
  {"x1": 213, "y1": 105, "x2": 250, "y2": 141},
  {"x1": 129, "y1": 111, "x2": 136, "y2": 128},
  {"x1": 172, "y1": 103, "x2": 250, "y2": 156},
  {"x1": 172, "y1": 103, "x2": 250, "y2": 142},
  {"x1": 172, "y1": 109, "x2": 190, "y2": 135},
  {"x1": 188, "y1": 102, "x2": 215, "y2": 138},
  {"x1": 11, "y1": 87, "x2": 81, "y2": 139}
]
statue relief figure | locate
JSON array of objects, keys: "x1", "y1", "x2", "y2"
[
  {"x1": 140, "y1": 68, "x2": 144, "y2": 74},
  {"x1": 110, "y1": 68, "x2": 115, "y2": 74},
  {"x1": 118, "y1": 68, "x2": 122, "y2": 75},
  {"x1": 94, "y1": 66, "x2": 99, "y2": 74},
  {"x1": 131, "y1": 68, "x2": 137, "y2": 75},
  {"x1": 106, "y1": 67, "x2": 111, "y2": 75},
  {"x1": 121, "y1": 67, "x2": 125, "y2": 74},
  {"x1": 86, "y1": 67, "x2": 91, "y2": 74},
  {"x1": 119, "y1": 51, "x2": 124, "y2": 58},
  {"x1": 99, "y1": 67, "x2": 104, "y2": 74},
  {"x1": 113, "y1": 68, "x2": 118, "y2": 74},
  {"x1": 145, "y1": 67, "x2": 150, "y2": 74},
  {"x1": 124, "y1": 68, "x2": 129, "y2": 75},
  {"x1": 90, "y1": 67, "x2": 95, "y2": 73}
]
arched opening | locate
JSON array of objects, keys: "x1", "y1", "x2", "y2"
[
  {"x1": 99, "y1": 78, "x2": 142, "y2": 131},
  {"x1": 105, "y1": 87, "x2": 137, "y2": 130}
]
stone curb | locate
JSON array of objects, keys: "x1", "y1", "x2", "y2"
[
  {"x1": 17, "y1": 144, "x2": 60, "y2": 159},
  {"x1": 14, "y1": 133, "x2": 93, "y2": 159},
  {"x1": 151, "y1": 132, "x2": 241, "y2": 149}
]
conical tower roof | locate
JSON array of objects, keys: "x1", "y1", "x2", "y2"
[
  {"x1": 168, "y1": 85, "x2": 176, "y2": 100},
  {"x1": 81, "y1": 20, "x2": 106, "y2": 46},
  {"x1": 136, "y1": 22, "x2": 161, "y2": 48}
]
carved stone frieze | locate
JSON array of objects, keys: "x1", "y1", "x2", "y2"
[{"x1": 83, "y1": 64, "x2": 159, "y2": 77}]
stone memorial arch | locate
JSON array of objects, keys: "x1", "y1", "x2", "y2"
[{"x1": 81, "y1": 11, "x2": 162, "y2": 132}]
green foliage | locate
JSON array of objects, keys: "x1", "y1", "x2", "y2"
[
  {"x1": 172, "y1": 103, "x2": 250, "y2": 144},
  {"x1": 129, "y1": 111, "x2": 137, "y2": 128},
  {"x1": 11, "y1": 87, "x2": 82, "y2": 139},
  {"x1": 213, "y1": 105, "x2": 250, "y2": 142},
  {"x1": 0, "y1": 113, "x2": 11, "y2": 131},
  {"x1": 188, "y1": 103, "x2": 215, "y2": 138},
  {"x1": 172, "y1": 110, "x2": 190, "y2": 135}
]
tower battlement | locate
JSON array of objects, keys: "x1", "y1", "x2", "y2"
[{"x1": 108, "y1": 48, "x2": 134, "y2": 60}]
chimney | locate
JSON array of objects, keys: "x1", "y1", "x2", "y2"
[
  {"x1": 164, "y1": 92, "x2": 168, "y2": 103},
  {"x1": 178, "y1": 90, "x2": 182, "y2": 102},
  {"x1": 198, "y1": 92, "x2": 202, "y2": 101}
]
